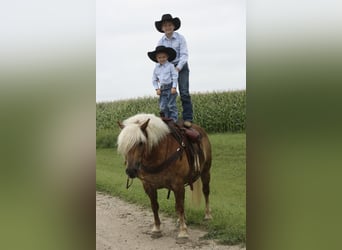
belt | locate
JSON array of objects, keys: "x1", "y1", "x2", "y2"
[{"x1": 160, "y1": 83, "x2": 172, "y2": 90}]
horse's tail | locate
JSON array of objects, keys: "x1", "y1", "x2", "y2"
[{"x1": 191, "y1": 178, "x2": 202, "y2": 207}]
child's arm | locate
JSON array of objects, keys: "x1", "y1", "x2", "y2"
[
  {"x1": 176, "y1": 35, "x2": 188, "y2": 71},
  {"x1": 171, "y1": 65, "x2": 178, "y2": 94},
  {"x1": 152, "y1": 69, "x2": 160, "y2": 95}
]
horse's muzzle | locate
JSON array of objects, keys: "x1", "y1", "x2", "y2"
[
  {"x1": 125, "y1": 163, "x2": 140, "y2": 178},
  {"x1": 125, "y1": 168, "x2": 137, "y2": 178}
]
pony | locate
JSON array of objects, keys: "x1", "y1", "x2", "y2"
[{"x1": 117, "y1": 113, "x2": 212, "y2": 238}]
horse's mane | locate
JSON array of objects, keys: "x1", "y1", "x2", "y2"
[{"x1": 117, "y1": 113, "x2": 170, "y2": 156}]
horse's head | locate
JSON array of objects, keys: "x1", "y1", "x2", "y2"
[
  {"x1": 117, "y1": 114, "x2": 170, "y2": 178},
  {"x1": 117, "y1": 119, "x2": 150, "y2": 179}
]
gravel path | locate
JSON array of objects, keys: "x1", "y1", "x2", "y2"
[{"x1": 96, "y1": 192, "x2": 245, "y2": 250}]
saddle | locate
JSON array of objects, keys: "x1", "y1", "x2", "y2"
[{"x1": 160, "y1": 116, "x2": 204, "y2": 190}]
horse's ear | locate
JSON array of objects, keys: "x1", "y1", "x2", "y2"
[
  {"x1": 117, "y1": 121, "x2": 124, "y2": 129},
  {"x1": 140, "y1": 119, "x2": 150, "y2": 132}
]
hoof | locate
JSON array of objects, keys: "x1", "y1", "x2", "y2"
[
  {"x1": 177, "y1": 230, "x2": 189, "y2": 239},
  {"x1": 151, "y1": 225, "x2": 161, "y2": 233},
  {"x1": 176, "y1": 237, "x2": 189, "y2": 244},
  {"x1": 204, "y1": 214, "x2": 213, "y2": 220},
  {"x1": 151, "y1": 231, "x2": 162, "y2": 238},
  {"x1": 151, "y1": 225, "x2": 162, "y2": 238}
]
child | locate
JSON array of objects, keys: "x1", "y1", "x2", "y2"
[
  {"x1": 147, "y1": 45, "x2": 178, "y2": 122},
  {"x1": 155, "y1": 14, "x2": 193, "y2": 128}
]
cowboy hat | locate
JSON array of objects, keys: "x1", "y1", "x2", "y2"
[
  {"x1": 147, "y1": 46, "x2": 177, "y2": 63},
  {"x1": 155, "y1": 14, "x2": 181, "y2": 33}
]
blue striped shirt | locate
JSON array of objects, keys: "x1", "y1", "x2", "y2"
[
  {"x1": 157, "y1": 32, "x2": 188, "y2": 71},
  {"x1": 152, "y1": 61, "x2": 178, "y2": 90}
]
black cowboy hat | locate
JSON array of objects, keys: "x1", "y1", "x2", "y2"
[
  {"x1": 155, "y1": 14, "x2": 181, "y2": 33},
  {"x1": 147, "y1": 46, "x2": 176, "y2": 63}
]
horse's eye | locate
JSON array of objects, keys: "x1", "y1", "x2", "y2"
[{"x1": 138, "y1": 141, "x2": 144, "y2": 147}]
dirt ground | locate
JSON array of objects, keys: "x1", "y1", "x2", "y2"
[{"x1": 96, "y1": 192, "x2": 245, "y2": 250}]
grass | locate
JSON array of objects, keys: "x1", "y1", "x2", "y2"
[
  {"x1": 96, "y1": 90, "x2": 246, "y2": 139},
  {"x1": 96, "y1": 133, "x2": 245, "y2": 245}
]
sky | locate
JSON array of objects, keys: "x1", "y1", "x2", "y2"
[{"x1": 96, "y1": 0, "x2": 245, "y2": 102}]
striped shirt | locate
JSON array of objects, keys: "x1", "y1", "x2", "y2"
[{"x1": 157, "y1": 32, "x2": 188, "y2": 71}]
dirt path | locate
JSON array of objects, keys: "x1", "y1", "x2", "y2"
[{"x1": 96, "y1": 192, "x2": 245, "y2": 250}]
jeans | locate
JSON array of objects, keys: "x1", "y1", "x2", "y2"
[
  {"x1": 159, "y1": 84, "x2": 178, "y2": 122},
  {"x1": 178, "y1": 63, "x2": 193, "y2": 122}
]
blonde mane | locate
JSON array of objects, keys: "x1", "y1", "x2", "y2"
[{"x1": 117, "y1": 113, "x2": 170, "y2": 156}]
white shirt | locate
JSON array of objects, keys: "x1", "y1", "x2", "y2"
[
  {"x1": 152, "y1": 61, "x2": 178, "y2": 90},
  {"x1": 157, "y1": 32, "x2": 188, "y2": 70}
]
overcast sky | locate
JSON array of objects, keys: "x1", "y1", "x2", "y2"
[{"x1": 96, "y1": 0, "x2": 245, "y2": 102}]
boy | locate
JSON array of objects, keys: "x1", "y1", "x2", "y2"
[
  {"x1": 148, "y1": 45, "x2": 178, "y2": 122},
  {"x1": 155, "y1": 14, "x2": 193, "y2": 128}
]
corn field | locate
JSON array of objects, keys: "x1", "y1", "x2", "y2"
[{"x1": 96, "y1": 90, "x2": 246, "y2": 148}]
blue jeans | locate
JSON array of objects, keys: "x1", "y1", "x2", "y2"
[
  {"x1": 178, "y1": 63, "x2": 193, "y2": 122},
  {"x1": 159, "y1": 84, "x2": 178, "y2": 122}
]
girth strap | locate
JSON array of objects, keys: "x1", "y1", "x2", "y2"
[{"x1": 160, "y1": 118, "x2": 204, "y2": 191}]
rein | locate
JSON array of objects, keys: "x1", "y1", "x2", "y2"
[
  {"x1": 125, "y1": 138, "x2": 184, "y2": 190},
  {"x1": 140, "y1": 147, "x2": 184, "y2": 174},
  {"x1": 138, "y1": 121, "x2": 187, "y2": 175},
  {"x1": 124, "y1": 119, "x2": 200, "y2": 194},
  {"x1": 125, "y1": 134, "x2": 185, "y2": 190},
  {"x1": 126, "y1": 177, "x2": 134, "y2": 189}
]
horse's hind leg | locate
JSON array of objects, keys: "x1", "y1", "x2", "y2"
[
  {"x1": 143, "y1": 185, "x2": 161, "y2": 235},
  {"x1": 174, "y1": 187, "x2": 189, "y2": 238},
  {"x1": 201, "y1": 167, "x2": 212, "y2": 220}
]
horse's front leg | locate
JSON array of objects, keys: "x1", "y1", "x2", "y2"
[
  {"x1": 143, "y1": 184, "x2": 161, "y2": 235},
  {"x1": 174, "y1": 187, "x2": 189, "y2": 238}
]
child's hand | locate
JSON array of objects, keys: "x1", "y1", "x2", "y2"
[
  {"x1": 171, "y1": 87, "x2": 177, "y2": 94},
  {"x1": 156, "y1": 89, "x2": 161, "y2": 95}
]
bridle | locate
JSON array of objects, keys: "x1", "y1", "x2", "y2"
[
  {"x1": 126, "y1": 134, "x2": 185, "y2": 188},
  {"x1": 125, "y1": 122, "x2": 201, "y2": 193}
]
